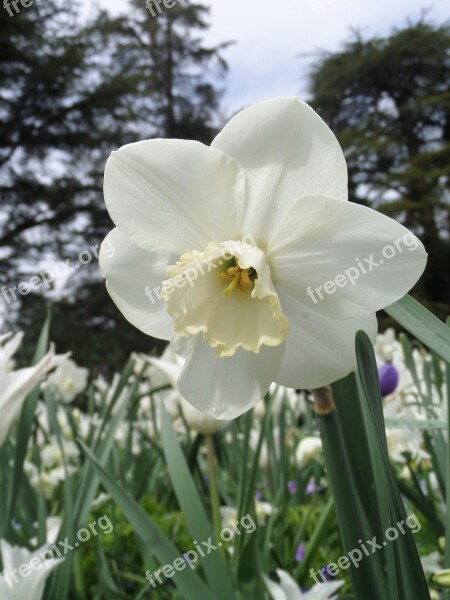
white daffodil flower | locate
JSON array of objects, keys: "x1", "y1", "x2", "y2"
[
  {"x1": 383, "y1": 400, "x2": 430, "y2": 464},
  {"x1": 220, "y1": 501, "x2": 274, "y2": 529},
  {"x1": 421, "y1": 552, "x2": 442, "y2": 576},
  {"x1": 264, "y1": 569, "x2": 343, "y2": 599},
  {"x1": 46, "y1": 358, "x2": 89, "y2": 403},
  {"x1": 0, "y1": 333, "x2": 59, "y2": 448},
  {"x1": 0, "y1": 536, "x2": 63, "y2": 599},
  {"x1": 100, "y1": 97, "x2": 427, "y2": 419}
]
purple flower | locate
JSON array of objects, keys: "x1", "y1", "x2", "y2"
[
  {"x1": 320, "y1": 565, "x2": 335, "y2": 581},
  {"x1": 306, "y1": 479, "x2": 327, "y2": 495},
  {"x1": 287, "y1": 480, "x2": 297, "y2": 494},
  {"x1": 255, "y1": 490, "x2": 263, "y2": 501},
  {"x1": 306, "y1": 479, "x2": 316, "y2": 495},
  {"x1": 295, "y1": 543, "x2": 305, "y2": 562},
  {"x1": 378, "y1": 363, "x2": 399, "y2": 396},
  {"x1": 419, "y1": 479, "x2": 428, "y2": 496},
  {"x1": 10, "y1": 519, "x2": 21, "y2": 530}
]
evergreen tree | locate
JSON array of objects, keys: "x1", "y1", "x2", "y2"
[
  {"x1": 0, "y1": 0, "x2": 229, "y2": 368},
  {"x1": 308, "y1": 19, "x2": 450, "y2": 316},
  {"x1": 111, "y1": 0, "x2": 230, "y2": 141}
]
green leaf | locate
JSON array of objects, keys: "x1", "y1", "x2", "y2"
[
  {"x1": 298, "y1": 496, "x2": 335, "y2": 579},
  {"x1": 443, "y1": 318, "x2": 450, "y2": 600},
  {"x1": 319, "y1": 330, "x2": 431, "y2": 599},
  {"x1": 160, "y1": 407, "x2": 235, "y2": 600},
  {"x1": 354, "y1": 331, "x2": 431, "y2": 599},
  {"x1": 355, "y1": 329, "x2": 387, "y2": 451},
  {"x1": 385, "y1": 418, "x2": 447, "y2": 430},
  {"x1": 399, "y1": 334, "x2": 428, "y2": 406},
  {"x1": 74, "y1": 362, "x2": 136, "y2": 526},
  {"x1": 5, "y1": 313, "x2": 52, "y2": 532},
  {"x1": 46, "y1": 391, "x2": 77, "y2": 600},
  {"x1": 327, "y1": 375, "x2": 389, "y2": 599},
  {"x1": 79, "y1": 441, "x2": 214, "y2": 600},
  {"x1": 385, "y1": 295, "x2": 450, "y2": 362}
]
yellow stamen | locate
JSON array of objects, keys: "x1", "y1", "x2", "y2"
[
  {"x1": 239, "y1": 269, "x2": 253, "y2": 289},
  {"x1": 218, "y1": 261, "x2": 255, "y2": 296},
  {"x1": 223, "y1": 272, "x2": 241, "y2": 296}
]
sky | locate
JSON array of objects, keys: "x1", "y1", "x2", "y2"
[{"x1": 80, "y1": 0, "x2": 449, "y2": 115}]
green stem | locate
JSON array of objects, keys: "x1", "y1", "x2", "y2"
[
  {"x1": 313, "y1": 387, "x2": 387, "y2": 600},
  {"x1": 206, "y1": 435, "x2": 222, "y2": 552},
  {"x1": 443, "y1": 326, "x2": 450, "y2": 600}
]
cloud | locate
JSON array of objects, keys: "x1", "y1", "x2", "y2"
[{"x1": 81, "y1": 0, "x2": 449, "y2": 113}]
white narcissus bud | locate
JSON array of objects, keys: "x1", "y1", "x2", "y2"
[
  {"x1": 295, "y1": 436, "x2": 322, "y2": 469},
  {"x1": 433, "y1": 569, "x2": 450, "y2": 588}
]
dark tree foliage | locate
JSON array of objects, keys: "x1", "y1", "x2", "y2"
[
  {"x1": 309, "y1": 19, "x2": 450, "y2": 317},
  {"x1": 0, "y1": 0, "x2": 229, "y2": 368},
  {"x1": 119, "y1": 0, "x2": 230, "y2": 141}
]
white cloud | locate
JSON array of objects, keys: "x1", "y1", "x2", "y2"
[{"x1": 81, "y1": 0, "x2": 449, "y2": 113}]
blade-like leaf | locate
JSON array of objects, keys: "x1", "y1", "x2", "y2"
[
  {"x1": 79, "y1": 441, "x2": 214, "y2": 600},
  {"x1": 385, "y1": 295, "x2": 450, "y2": 362},
  {"x1": 160, "y1": 407, "x2": 235, "y2": 600},
  {"x1": 5, "y1": 313, "x2": 52, "y2": 531}
]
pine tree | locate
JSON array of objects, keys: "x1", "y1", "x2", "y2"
[
  {"x1": 110, "y1": 0, "x2": 230, "y2": 141},
  {"x1": 308, "y1": 19, "x2": 450, "y2": 316},
  {"x1": 1, "y1": 0, "x2": 229, "y2": 368}
]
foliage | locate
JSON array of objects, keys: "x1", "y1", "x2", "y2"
[
  {"x1": 309, "y1": 18, "x2": 450, "y2": 317},
  {"x1": 1, "y1": 303, "x2": 450, "y2": 598},
  {"x1": 0, "y1": 0, "x2": 229, "y2": 369}
]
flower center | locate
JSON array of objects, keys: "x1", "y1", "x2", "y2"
[
  {"x1": 218, "y1": 257, "x2": 256, "y2": 296},
  {"x1": 161, "y1": 239, "x2": 289, "y2": 357}
]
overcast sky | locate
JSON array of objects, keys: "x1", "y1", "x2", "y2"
[{"x1": 83, "y1": 0, "x2": 449, "y2": 114}]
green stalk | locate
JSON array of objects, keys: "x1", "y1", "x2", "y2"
[
  {"x1": 206, "y1": 435, "x2": 223, "y2": 553},
  {"x1": 313, "y1": 387, "x2": 387, "y2": 600},
  {"x1": 443, "y1": 318, "x2": 450, "y2": 600}
]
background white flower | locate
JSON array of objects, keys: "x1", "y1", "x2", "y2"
[
  {"x1": 0, "y1": 518, "x2": 63, "y2": 599},
  {"x1": 296, "y1": 436, "x2": 323, "y2": 469},
  {"x1": 46, "y1": 358, "x2": 89, "y2": 403},
  {"x1": 0, "y1": 333, "x2": 59, "y2": 448},
  {"x1": 264, "y1": 569, "x2": 343, "y2": 599}
]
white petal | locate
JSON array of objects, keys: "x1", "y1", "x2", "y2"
[
  {"x1": 99, "y1": 228, "x2": 175, "y2": 340},
  {"x1": 274, "y1": 290, "x2": 378, "y2": 389},
  {"x1": 211, "y1": 97, "x2": 348, "y2": 242},
  {"x1": 104, "y1": 139, "x2": 245, "y2": 254},
  {"x1": 269, "y1": 195, "x2": 427, "y2": 319},
  {"x1": 0, "y1": 540, "x2": 31, "y2": 572},
  {"x1": 0, "y1": 349, "x2": 56, "y2": 448},
  {"x1": 0, "y1": 332, "x2": 23, "y2": 370},
  {"x1": 0, "y1": 540, "x2": 63, "y2": 600},
  {"x1": 276, "y1": 570, "x2": 304, "y2": 600},
  {"x1": 177, "y1": 335, "x2": 285, "y2": 419},
  {"x1": 263, "y1": 575, "x2": 289, "y2": 600},
  {"x1": 308, "y1": 580, "x2": 344, "y2": 600},
  {"x1": 144, "y1": 356, "x2": 182, "y2": 386},
  {"x1": 45, "y1": 517, "x2": 62, "y2": 545}
]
